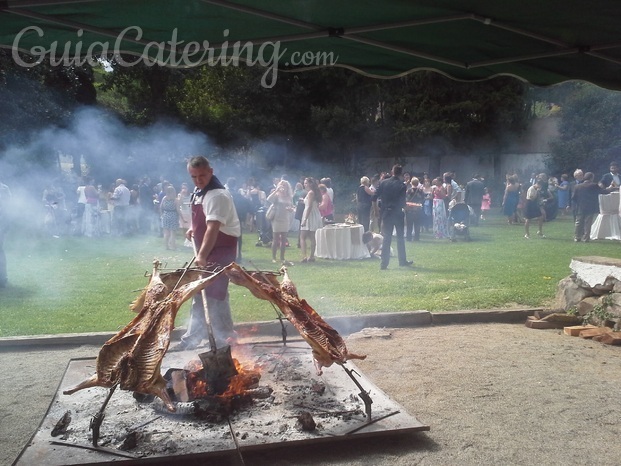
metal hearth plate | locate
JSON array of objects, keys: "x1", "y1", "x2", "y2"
[{"x1": 15, "y1": 341, "x2": 429, "y2": 465}]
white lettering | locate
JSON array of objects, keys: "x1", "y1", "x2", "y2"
[
  {"x1": 11, "y1": 26, "x2": 45, "y2": 67},
  {"x1": 10, "y1": 25, "x2": 339, "y2": 89},
  {"x1": 86, "y1": 41, "x2": 109, "y2": 65},
  {"x1": 114, "y1": 26, "x2": 143, "y2": 67},
  {"x1": 258, "y1": 41, "x2": 285, "y2": 89}
]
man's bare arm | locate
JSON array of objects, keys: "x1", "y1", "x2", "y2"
[{"x1": 196, "y1": 220, "x2": 221, "y2": 266}]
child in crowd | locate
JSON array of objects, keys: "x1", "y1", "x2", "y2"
[
  {"x1": 362, "y1": 231, "x2": 383, "y2": 258},
  {"x1": 362, "y1": 231, "x2": 394, "y2": 258},
  {"x1": 480, "y1": 187, "x2": 491, "y2": 220}
]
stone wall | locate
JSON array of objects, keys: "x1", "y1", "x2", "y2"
[{"x1": 556, "y1": 256, "x2": 621, "y2": 324}]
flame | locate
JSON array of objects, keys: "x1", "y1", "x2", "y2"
[{"x1": 182, "y1": 357, "x2": 261, "y2": 400}]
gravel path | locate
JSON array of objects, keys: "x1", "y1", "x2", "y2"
[{"x1": 2, "y1": 323, "x2": 620, "y2": 465}]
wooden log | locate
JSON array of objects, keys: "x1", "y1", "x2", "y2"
[
  {"x1": 579, "y1": 327, "x2": 612, "y2": 339},
  {"x1": 525, "y1": 317, "x2": 564, "y2": 329},
  {"x1": 564, "y1": 325, "x2": 597, "y2": 336},
  {"x1": 539, "y1": 313, "x2": 582, "y2": 324},
  {"x1": 598, "y1": 332, "x2": 621, "y2": 345},
  {"x1": 534, "y1": 310, "x2": 558, "y2": 320}
]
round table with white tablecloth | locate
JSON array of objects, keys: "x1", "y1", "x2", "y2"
[
  {"x1": 590, "y1": 191, "x2": 621, "y2": 240},
  {"x1": 315, "y1": 223, "x2": 370, "y2": 260}
]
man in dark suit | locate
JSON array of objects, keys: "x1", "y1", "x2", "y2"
[
  {"x1": 376, "y1": 164, "x2": 412, "y2": 270},
  {"x1": 464, "y1": 174, "x2": 485, "y2": 226},
  {"x1": 572, "y1": 172, "x2": 607, "y2": 242},
  {"x1": 598, "y1": 161, "x2": 620, "y2": 191}
]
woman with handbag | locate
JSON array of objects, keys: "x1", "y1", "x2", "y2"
[{"x1": 266, "y1": 180, "x2": 294, "y2": 265}]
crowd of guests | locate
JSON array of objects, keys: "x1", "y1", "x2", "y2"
[
  {"x1": 41, "y1": 176, "x2": 192, "y2": 247},
  {"x1": 30, "y1": 160, "x2": 621, "y2": 263},
  {"x1": 227, "y1": 175, "x2": 334, "y2": 265},
  {"x1": 352, "y1": 161, "x2": 621, "y2": 267},
  {"x1": 356, "y1": 169, "x2": 488, "y2": 250},
  {"x1": 499, "y1": 162, "x2": 620, "y2": 241}
]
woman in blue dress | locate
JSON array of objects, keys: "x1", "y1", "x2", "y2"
[{"x1": 502, "y1": 174, "x2": 520, "y2": 225}]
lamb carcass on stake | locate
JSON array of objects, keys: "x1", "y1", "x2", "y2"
[
  {"x1": 129, "y1": 266, "x2": 204, "y2": 313},
  {"x1": 63, "y1": 261, "x2": 223, "y2": 412},
  {"x1": 226, "y1": 263, "x2": 366, "y2": 374}
]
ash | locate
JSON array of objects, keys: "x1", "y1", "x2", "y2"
[{"x1": 42, "y1": 344, "x2": 371, "y2": 461}]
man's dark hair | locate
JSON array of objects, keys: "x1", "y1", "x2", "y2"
[
  {"x1": 392, "y1": 164, "x2": 403, "y2": 177},
  {"x1": 584, "y1": 172, "x2": 595, "y2": 181}
]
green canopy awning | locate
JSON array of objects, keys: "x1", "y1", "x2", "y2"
[{"x1": 1, "y1": 0, "x2": 621, "y2": 89}]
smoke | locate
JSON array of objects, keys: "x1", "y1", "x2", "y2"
[{"x1": 0, "y1": 106, "x2": 215, "y2": 234}]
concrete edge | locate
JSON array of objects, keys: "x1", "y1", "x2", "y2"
[{"x1": 0, "y1": 308, "x2": 542, "y2": 349}]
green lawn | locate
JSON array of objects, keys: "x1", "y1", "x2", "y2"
[{"x1": 1, "y1": 212, "x2": 618, "y2": 337}]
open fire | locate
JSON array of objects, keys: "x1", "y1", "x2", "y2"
[
  {"x1": 62, "y1": 261, "x2": 366, "y2": 419},
  {"x1": 155, "y1": 354, "x2": 270, "y2": 422},
  {"x1": 15, "y1": 339, "x2": 429, "y2": 465},
  {"x1": 17, "y1": 261, "x2": 433, "y2": 464}
]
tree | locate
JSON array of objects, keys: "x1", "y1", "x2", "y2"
[
  {"x1": 0, "y1": 50, "x2": 96, "y2": 177},
  {"x1": 380, "y1": 73, "x2": 528, "y2": 149},
  {"x1": 99, "y1": 58, "x2": 186, "y2": 124},
  {"x1": 547, "y1": 82, "x2": 621, "y2": 176}
]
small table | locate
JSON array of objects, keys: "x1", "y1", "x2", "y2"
[
  {"x1": 590, "y1": 192, "x2": 621, "y2": 240},
  {"x1": 315, "y1": 223, "x2": 370, "y2": 260}
]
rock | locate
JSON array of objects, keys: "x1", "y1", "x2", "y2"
[
  {"x1": 576, "y1": 296, "x2": 600, "y2": 316},
  {"x1": 605, "y1": 292, "x2": 621, "y2": 318},
  {"x1": 556, "y1": 276, "x2": 594, "y2": 310}
]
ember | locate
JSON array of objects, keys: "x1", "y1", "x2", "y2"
[{"x1": 168, "y1": 357, "x2": 262, "y2": 402}]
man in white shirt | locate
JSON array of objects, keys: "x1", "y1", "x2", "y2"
[
  {"x1": 175, "y1": 156, "x2": 241, "y2": 351},
  {"x1": 110, "y1": 179, "x2": 131, "y2": 235}
]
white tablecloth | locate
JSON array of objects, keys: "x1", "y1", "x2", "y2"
[
  {"x1": 315, "y1": 223, "x2": 370, "y2": 260},
  {"x1": 590, "y1": 192, "x2": 621, "y2": 240}
]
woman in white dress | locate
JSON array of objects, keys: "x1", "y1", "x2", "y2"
[
  {"x1": 300, "y1": 177, "x2": 322, "y2": 263},
  {"x1": 266, "y1": 180, "x2": 294, "y2": 265},
  {"x1": 83, "y1": 179, "x2": 100, "y2": 237}
]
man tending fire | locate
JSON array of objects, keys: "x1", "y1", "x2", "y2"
[
  {"x1": 174, "y1": 155, "x2": 241, "y2": 351},
  {"x1": 61, "y1": 158, "x2": 370, "y2": 445}
]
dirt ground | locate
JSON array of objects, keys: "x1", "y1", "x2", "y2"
[{"x1": 2, "y1": 322, "x2": 621, "y2": 466}]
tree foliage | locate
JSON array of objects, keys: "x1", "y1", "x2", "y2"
[
  {"x1": 2, "y1": 52, "x2": 530, "y2": 182},
  {"x1": 547, "y1": 83, "x2": 621, "y2": 176},
  {"x1": 97, "y1": 64, "x2": 529, "y2": 161},
  {"x1": 0, "y1": 50, "x2": 95, "y2": 147}
]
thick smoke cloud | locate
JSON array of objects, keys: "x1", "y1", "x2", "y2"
[{"x1": 0, "y1": 105, "x2": 220, "y2": 224}]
